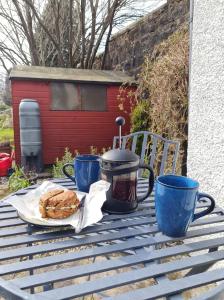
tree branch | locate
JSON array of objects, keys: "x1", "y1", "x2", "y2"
[
  {"x1": 84, "y1": 0, "x2": 99, "y2": 68},
  {"x1": 101, "y1": 0, "x2": 120, "y2": 69},
  {"x1": 80, "y1": 0, "x2": 86, "y2": 68},
  {"x1": 0, "y1": 56, "x2": 10, "y2": 74},
  {"x1": 25, "y1": 0, "x2": 39, "y2": 65},
  {"x1": 69, "y1": 0, "x2": 73, "y2": 67},
  {"x1": 23, "y1": 0, "x2": 65, "y2": 66}
]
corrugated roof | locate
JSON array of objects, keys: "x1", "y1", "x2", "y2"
[{"x1": 9, "y1": 66, "x2": 136, "y2": 85}]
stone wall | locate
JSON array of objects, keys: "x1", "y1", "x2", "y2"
[
  {"x1": 98, "y1": 0, "x2": 189, "y2": 75},
  {"x1": 188, "y1": 0, "x2": 224, "y2": 206}
]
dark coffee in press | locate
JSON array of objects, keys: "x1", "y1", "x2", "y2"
[{"x1": 112, "y1": 173, "x2": 137, "y2": 202}]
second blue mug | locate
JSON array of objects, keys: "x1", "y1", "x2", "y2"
[
  {"x1": 62, "y1": 155, "x2": 100, "y2": 193},
  {"x1": 155, "y1": 175, "x2": 215, "y2": 237}
]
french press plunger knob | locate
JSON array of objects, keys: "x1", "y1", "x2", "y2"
[{"x1": 115, "y1": 116, "x2": 125, "y2": 149}]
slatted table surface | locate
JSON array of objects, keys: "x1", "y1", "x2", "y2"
[{"x1": 0, "y1": 178, "x2": 224, "y2": 300}]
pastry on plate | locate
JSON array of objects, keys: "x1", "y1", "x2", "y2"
[{"x1": 39, "y1": 189, "x2": 80, "y2": 219}]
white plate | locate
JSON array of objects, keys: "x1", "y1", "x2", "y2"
[{"x1": 17, "y1": 191, "x2": 86, "y2": 227}]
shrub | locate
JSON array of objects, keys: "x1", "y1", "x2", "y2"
[
  {"x1": 8, "y1": 166, "x2": 30, "y2": 192},
  {"x1": 0, "y1": 103, "x2": 9, "y2": 112},
  {"x1": 132, "y1": 25, "x2": 189, "y2": 175},
  {"x1": 131, "y1": 100, "x2": 151, "y2": 133},
  {"x1": 52, "y1": 147, "x2": 75, "y2": 178},
  {"x1": 0, "y1": 128, "x2": 14, "y2": 143},
  {"x1": 130, "y1": 100, "x2": 151, "y2": 155},
  {"x1": 89, "y1": 145, "x2": 110, "y2": 155}
]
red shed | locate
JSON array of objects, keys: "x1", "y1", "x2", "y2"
[{"x1": 10, "y1": 66, "x2": 135, "y2": 166}]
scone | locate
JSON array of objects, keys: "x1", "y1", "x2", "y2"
[
  {"x1": 39, "y1": 189, "x2": 80, "y2": 219},
  {"x1": 39, "y1": 189, "x2": 64, "y2": 217}
]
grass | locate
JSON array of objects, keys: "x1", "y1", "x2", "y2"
[{"x1": 0, "y1": 128, "x2": 14, "y2": 143}]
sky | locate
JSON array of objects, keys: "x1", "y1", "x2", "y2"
[{"x1": 0, "y1": 0, "x2": 166, "y2": 79}]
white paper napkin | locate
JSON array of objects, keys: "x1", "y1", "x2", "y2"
[{"x1": 5, "y1": 180, "x2": 110, "y2": 233}]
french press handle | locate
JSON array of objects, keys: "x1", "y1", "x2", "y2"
[{"x1": 137, "y1": 164, "x2": 154, "y2": 202}]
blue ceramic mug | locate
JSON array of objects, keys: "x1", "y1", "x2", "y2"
[
  {"x1": 155, "y1": 175, "x2": 215, "y2": 237},
  {"x1": 62, "y1": 155, "x2": 100, "y2": 193}
]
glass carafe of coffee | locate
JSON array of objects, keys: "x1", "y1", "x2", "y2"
[{"x1": 100, "y1": 117, "x2": 154, "y2": 214}]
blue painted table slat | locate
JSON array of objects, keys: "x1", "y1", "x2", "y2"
[{"x1": 0, "y1": 178, "x2": 223, "y2": 300}]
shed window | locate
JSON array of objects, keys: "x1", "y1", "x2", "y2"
[
  {"x1": 81, "y1": 84, "x2": 106, "y2": 111},
  {"x1": 51, "y1": 82, "x2": 107, "y2": 111},
  {"x1": 51, "y1": 83, "x2": 81, "y2": 110}
]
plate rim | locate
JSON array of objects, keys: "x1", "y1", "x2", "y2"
[
  {"x1": 17, "y1": 191, "x2": 87, "y2": 228},
  {"x1": 17, "y1": 211, "x2": 72, "y2": 227}
]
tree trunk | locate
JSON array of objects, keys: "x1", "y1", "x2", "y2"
[
  {"x1": 80, "y1": 0, "x2": 86, "y2": 68},
  {"x1": 101, "y1": 22, "x2": 113, "y2": 69},
  {"x1": 69, "y1": 0, "x2": 73, "y2": 67}
]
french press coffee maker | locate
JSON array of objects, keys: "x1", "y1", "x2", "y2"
[{"x1": 100, "y1": 117, "x2": 154, "y2": 214}]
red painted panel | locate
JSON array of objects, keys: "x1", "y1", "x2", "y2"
[{"x1": 11, "y1": 80, "x2": 134, "y2": 165}]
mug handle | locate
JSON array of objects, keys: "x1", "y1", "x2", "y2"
[
  {"x1": 62, "y1": 163, "x2": 76, "y2": 183},
  {"x1": 137, "y1": 163, "x2": 154, "y2": 203},
  {"x1": 193, "y1": 192, "x2": 215, "y2": 221}
]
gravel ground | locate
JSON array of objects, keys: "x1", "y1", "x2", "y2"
[{"x1": 0, "y1": 177, "x2": 9, "y2": 200}]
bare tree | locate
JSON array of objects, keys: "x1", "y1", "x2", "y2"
[
  {"x1": 0, "y1": 0, "x2": 30, "y2": 73},
  {"x1": 0, "y1": 0, "x2": 145, "y2": 71}
]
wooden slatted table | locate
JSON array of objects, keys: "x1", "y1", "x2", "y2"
[{"x1": 0, "y1": 178, "x2": 224, "y2": 300}]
